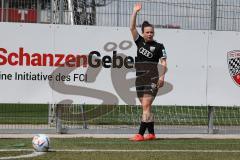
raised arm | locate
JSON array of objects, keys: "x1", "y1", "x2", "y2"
[{"x1": 130, "y1": 3, "x2": 142, "y2": 40}]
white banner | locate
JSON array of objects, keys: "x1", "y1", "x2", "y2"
[
  {"x1": 0, "y1": 23, "x2": 239, "y2": 106},
  {"x1": 207, "y1": 31, "x2": 240, "y2": 106}
]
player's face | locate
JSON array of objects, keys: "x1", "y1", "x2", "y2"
[{"x1": 143, "y1": 27, "x2": 154, "y2": 42}]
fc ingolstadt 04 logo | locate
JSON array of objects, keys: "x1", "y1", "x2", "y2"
[{"x1": 227, "y1": 50, "x2": 240, "y2": 87}]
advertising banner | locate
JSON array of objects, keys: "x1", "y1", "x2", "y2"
[{"x1": 0, "y1": 23, "x2": 239, "y2": 106}]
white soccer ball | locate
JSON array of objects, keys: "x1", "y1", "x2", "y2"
[{"x1": 32, "y1": 134, "x2": 50, "y2": 152}]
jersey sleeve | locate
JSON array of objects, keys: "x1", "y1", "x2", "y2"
[
  {"x1": 134, "y1": 34, "x2": 144, "y2": 47},
  {"x1": 160, "y1": 44, "x2": 167, "y2": 59}
]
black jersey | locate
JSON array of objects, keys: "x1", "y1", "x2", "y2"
[
  {"x1": 135, "y1": 34, "x2": 167, "y2": 77},
  {"x1": 135, "y1": 35, "x2": 167, "y2": 63}
]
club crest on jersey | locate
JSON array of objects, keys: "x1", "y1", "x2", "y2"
[
  {"x1": 227, "y1": 50, "x2": 240, "y2": 87},
  {"x1": 150, "y1": 46, "x2": 155, "y2": 52}
]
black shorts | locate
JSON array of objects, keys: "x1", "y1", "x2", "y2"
[{"x1": 135, "y1": 75, "x2": 159, "y2": 98}]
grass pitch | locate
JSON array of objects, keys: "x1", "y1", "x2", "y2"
[{"x1": 1, "y1": 138, "x2": 240, "y2": 160}]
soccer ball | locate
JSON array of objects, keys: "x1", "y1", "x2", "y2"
[{"x1": 32, "y1": 134, "x2": 50, "y2": 152}]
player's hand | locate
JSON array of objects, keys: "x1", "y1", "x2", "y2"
[
  {"x1": 157, "y1": 76, "x2": 165, "y2": 88},
  {"x1": 134, "y1": 3, "x2": 142, "y2": 13}
]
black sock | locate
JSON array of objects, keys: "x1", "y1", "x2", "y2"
[
  {"x1": 138, "y1": 121, "x2": 147, "y2": 136},
  {"x1": 147, "y1": 122, "x2": 155, "y2": 134}
]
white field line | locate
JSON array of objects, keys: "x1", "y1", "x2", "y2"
[
  {"x1": 1, "y1": 149, "x2": 240, "y2": 153},
  {"x1": 52, "y1": 149, "x2": 240, "y2": 153},
  {"x1": 0, "y1": 151, "x2": 45, "y2": 160}
]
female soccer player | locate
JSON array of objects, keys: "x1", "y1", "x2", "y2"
[{"x1": 129, "y1": 3, "x2": 167, "y2": 141}]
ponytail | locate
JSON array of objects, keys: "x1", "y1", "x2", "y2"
[{"x1": 141, "y1": 21, "x2": 153, "y2": 33}]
